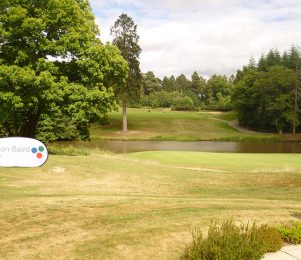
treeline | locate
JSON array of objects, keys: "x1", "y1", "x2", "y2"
[
  {"x1": 136, "y1": 72, "x2": 234, "y2": 111},
  {"x1": 233, "y1": 46, "x2": 301, "y2": 133},
  {"x1": 1, "y1": 0, "x2": 299, "y2": 139}
]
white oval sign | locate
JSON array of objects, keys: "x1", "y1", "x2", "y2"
[{"x1": 0, "y1": 137, "x2": 48, "y2": 167}]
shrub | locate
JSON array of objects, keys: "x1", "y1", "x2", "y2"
[
  {"x1": 257, "y1": 225, "x2": 283, "y2": 252},
  {"x1": 278, "y1": 221, "x2": 301, "y2": 244},
  {"x1": 182, "y1": 219, "x2": 283, "y2": 260},
  {"x1": 140, "y1": 91, "x2": 181, "y2": 108},
  {"x1": 172, "y1": 96, "x2": 196, "y2": 111}
]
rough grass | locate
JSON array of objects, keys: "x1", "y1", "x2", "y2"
[
  {"x1": 90, "y1": 109, "x2": 280, "y2": 142},
  {"x1": 1, "y1": 151, "x2": 301, "y2": 259}
]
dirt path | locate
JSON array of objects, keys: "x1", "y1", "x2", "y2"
[
  {"x1": 212, "y1": 117, "x2": 269, "y2": 134},
  {"x1": 227, "y1": 119, "x2": 268, "y2": 134}
]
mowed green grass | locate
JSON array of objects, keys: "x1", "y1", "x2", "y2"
[
  {"x1": 1, "y1": 151, "x2": 301, "y2": 259},
  {"x1": 90, "y1": 108, "x2": 280, "y2": 141}
]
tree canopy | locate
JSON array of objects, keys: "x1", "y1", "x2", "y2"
[{"x1": 0, "y1": 0, "x2": 127, "y2": 141}]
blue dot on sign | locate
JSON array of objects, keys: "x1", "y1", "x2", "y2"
[{"x1": 31, "y1": 147, "x2": 37, "y2": 153}]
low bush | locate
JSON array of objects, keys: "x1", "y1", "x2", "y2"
[
  {"x1": 258, "y1": 225, "x2": 283, "y2": 252},
  {"x1": 278, "y1": 221, "x2": 301, "y2": 244},
  {"x1": 182, "y1": 219, "x2": 283, "y2": 260}
]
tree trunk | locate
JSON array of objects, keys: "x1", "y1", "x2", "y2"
[
  {"x1": 20, "y1": 112, "x2": 39, "y2": 138},
  {"x1": 122, "y1": 99, "x2": 127, "y2": 133}
]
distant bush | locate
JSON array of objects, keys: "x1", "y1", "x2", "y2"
[
  {"x1": 278, "y1": 221, "x2": 301, "y2": 244},
  {"x1": 172, "y1": 96, "x2": 196, "y2": 111},
  {"x1": 182, "y1": 219, "x2": 283, "y2": 260},
  {"x1": 140, "y1": 91, "x2": 181, "y2": 108}
]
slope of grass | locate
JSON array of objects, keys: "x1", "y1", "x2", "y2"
[
  {"x1": 90, "y1": 109, "x2": 280, "y2": 142},
  {"x1": 1, "y1": 151, "x2": 301, "y2": 259}
]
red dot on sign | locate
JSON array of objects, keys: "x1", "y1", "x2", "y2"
[{"x1": 37, "y1": 153, "x2": 42, "y2": 159}]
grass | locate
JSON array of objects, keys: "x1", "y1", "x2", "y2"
[
  {"x1": 1, "y1": 150, "x2": 301, "y2": 259},
  {"x1": 90, "y1": 108, "x2": 281, "y2": 142}
]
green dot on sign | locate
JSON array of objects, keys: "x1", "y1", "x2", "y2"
[{"x1": 38, "y1": 146, "x2": 44, "y2": 152}]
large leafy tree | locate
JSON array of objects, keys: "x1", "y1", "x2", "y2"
[
  {"x1": 111, "y1": 13, "x2": 142, "y2": 132},
  {"x1": 0, "y1": 0, "x2": 127, "y2": 141},
  {"x1": 233, "y1": 66, "x2": 297, "y2": 133},
  {"x1": 208, "y1": 75, "x2": 233, "y2": 99}
]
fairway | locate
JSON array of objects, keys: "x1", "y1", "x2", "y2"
[
  {"x1": 1, "y1": 151, "x2": 301, "y2": 259},
  {"x1": 91, "y1": 109, "x2": 281, "y2": 142}
]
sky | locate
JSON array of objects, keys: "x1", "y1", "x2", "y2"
[{"x1": 89, "y1": 0, "x2": 301, "y2": 79}]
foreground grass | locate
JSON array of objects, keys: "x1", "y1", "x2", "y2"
[
  {"x1": 1, "y1": 151, "x2": 301, "y2": 259},
  {"x1": 91, "y1": 109, "x2": 281, "y2": 142}
]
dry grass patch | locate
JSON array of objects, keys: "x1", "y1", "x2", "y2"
[{"x1": 1, "y1": 151, "x2": 301, "y2": 259}]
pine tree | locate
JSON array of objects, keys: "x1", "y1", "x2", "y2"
[{"x1": 111, "y1": 13, "x2": 142, "y2": 132}]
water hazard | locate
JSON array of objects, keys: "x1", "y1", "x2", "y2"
[{"x1": 54, "y1": 140, "x2": 301, "y2": 153}]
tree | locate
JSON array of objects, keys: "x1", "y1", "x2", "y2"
[
  {"x1": 258, "y1": 54, "x2": 268, "y2": 71},
  {"x1": 175, "y1": 74, "x2": 190, "y2": 94},
  {"x1": 256, "y1": 46, "x2": 301, "y2": 133},
  {"x1": 142, "y1": 71, "x2": 161, "y2": 95},
  {"x1": 232, "y1": 68, "x2": 259, "y2": 128},
  {"x1": 248, "y1": 56, "x2": 256, "y2": 69},
  {"x1": 282, "y1": 51, "x2": 290, "y2": 68},
  {"x1": 162, "y1": 76, "x2": 171, "y2": 92},
  {"x1": 233, "y1": 65, "x2": 297, "y2": 132},
  {"x1": 288, "y1": 46, "x2": 301, "y2": 133},
  {"x1": 206, "y1": 75, "x2": 233, "y2": 100},
  {"x1": 255, "y1": 66, "x2": 297, "y2": 133},
  {"x1": 190, "y1": 71, "x2": 205, "y2": 95},
  {"x1": 0, "y1": 0, "x2": 127, "y2": 141},
  {"x1": 111, "y1": 13, "x2": 142, "y2": 132},
  {"x1": 162, "y1": 75, "x2": 176, "y2": 92},
  {"x1": 169, "y1": 75, "x2": 176, "y2": 91},
  {"x1": 265, "y1": 49, "x2": 281, "y2": 68}
]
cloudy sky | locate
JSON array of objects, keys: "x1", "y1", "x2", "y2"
[{"x1": 89, "y1": 0, "x2": 301, "y2": 79}]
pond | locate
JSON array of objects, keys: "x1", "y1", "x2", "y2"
[{"x1": 54, "y1": 140, "x2": 301, "y2": 153}]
